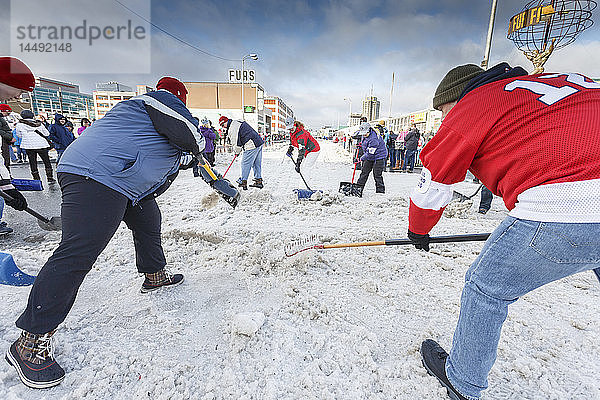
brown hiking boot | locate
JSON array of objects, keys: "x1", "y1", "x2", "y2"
[
  {"x1": 5, "y1": 330, "x2": 65, "y2": 389},
  {"x1": 141, "y1": 268, "x2": 184, "y2": 293}
]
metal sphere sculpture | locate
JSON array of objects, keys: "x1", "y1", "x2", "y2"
[{"x1": 507, "y1": 0, "x2": 596, "y2": 73}]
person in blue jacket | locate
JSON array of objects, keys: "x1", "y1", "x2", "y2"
[
  {"x1": 6, "y1": 77, "x2": 238, "y2": 390},
  {"x1": 355, "y1": 122, "x2": 388, "y2": 195},
  {"x1": 48, "y1": 113, "x2": 75, "y2": 163},
  {"x1": 219, "y1": 116, "x2": 264, "y2": 190}
]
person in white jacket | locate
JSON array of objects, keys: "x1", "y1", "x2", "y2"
[{"x1": 15, "y1": 110, "x2": 55, "y2": 183}]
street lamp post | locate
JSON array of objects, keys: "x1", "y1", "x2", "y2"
[
  {"x1": 343, "y1": 97, "x2": 352, "y2": 127},
  {"x1": 241, "y1": 53, "x2": 258, "y2": 121}
]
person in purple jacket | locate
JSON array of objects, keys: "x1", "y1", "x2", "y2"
[
  {"x1": 355, "y1": 122, "x2": 387, "y2": 195},
  {"x1": 200, "y1": 118, "x2": 216, "y2": 166}
]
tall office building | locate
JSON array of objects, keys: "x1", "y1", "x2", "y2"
[
  {"x1": 264, "y1": 96, "x2": 294, "y2": 136},
  {"x1": 362, "y1": 96, "x2": 380, "y2": 121},
  {"x1": 25, "y1": 77, "x2": 95, "y2": 120}
]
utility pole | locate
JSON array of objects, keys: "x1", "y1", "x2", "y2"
[
  {"x1": 388, "y1": 72, "x2": 394, "y2": 117},
  {"x1": 481, "y1": 0, "x2": 499, "y2": 70}
]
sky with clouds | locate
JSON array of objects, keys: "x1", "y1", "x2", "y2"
[{"x1": 3, "y1": 0, "x2": 600, "y2": 128}]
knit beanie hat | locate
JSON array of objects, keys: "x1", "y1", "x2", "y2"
[
  {"x1": 0, "y1": 104, "x2": 12, "y2": 112},
  {"x1": 0, "y1": 57, "x2": 35, "y2": 92},
  {"x1": 20, "y1": 109, "x2": 34, "y2": 119},
  {"x1": 433, "y1": 64, "x2": 484, "y2": 110},
  {"x1": 156, "y1": 77, "x2": 188, "y2": 105}
]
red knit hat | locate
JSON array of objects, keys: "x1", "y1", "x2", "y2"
[
  {"x1": 0, "y1": 104, "x2": 12, "y2": 112},
  {"x1": 156, "y1": 77, "x2": 188, "y2": 105},
  {"x1": 0, "y1": 57, "x2": 35, "y2": 92},
  {"x1": 219, "y1": 116, "x2": 229, "y2": 127}
]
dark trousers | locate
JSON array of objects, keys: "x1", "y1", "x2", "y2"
[
  {"x1": 404, "y1": 149, "x2": 418, "y2": 171},
  {"x1": 388, "y1": 147, "x2": 396, "y2": 169},
  {"x1": 1, "y1": 141, "x2": 10, "y2": 171},
  {"x1": 203, "y1": 151, "x2": 215, "y2": 166},
  {"x1": 16, "y1": 173, "x2": 166, "y2": 334},
  {"x1": 26, "y1": 148, "x2": 54, "y2": 180},
  {"x1": 356, "y1": 158, "x2": 385, "y2": 193},
  {"x1": 479, "y1": 186, "x2": 493, "y2": 212}
]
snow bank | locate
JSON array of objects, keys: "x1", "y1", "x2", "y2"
[{"x1": 0, "y1": 141, "x2": 598, "y2": 399}]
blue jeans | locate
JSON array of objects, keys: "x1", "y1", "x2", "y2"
[
  {"x1": 404, "y1": 149, "x2": 417, "y2": 171},
  {"x1": 240, "y1": 145, "x2": 262, "y2": 181},
  {"x1": 446, "y1": 216, "x2": 600, "y2": 399}
]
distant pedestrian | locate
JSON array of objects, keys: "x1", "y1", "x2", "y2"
[
  {"x1": 355, "y1": 122, "x2": 387, "y2": 195},
  {"x1": 200, "y1": 118, "x2": 217, "y2": 166},
  {"x1": 0, "y1": 104, "x2": 16, "y2": 171},
  {"x1": 403, "y1": 124, "x2": 420, "y2": 172},
  {"x1": 77, "y1": 118, "x2": 91, "y2": 136},
  {"x1": 15, "y1": 109, "x2": 55, "y2": 183},
  {"x1": 48, "y1": 113, "x2": 75, "y2": 163},
  {"x1": 387, "y1": 129, "x2": 398, "y2": 170},
  {"x1": 219, "y1": 116, "x2": 264, "y2": 190}
]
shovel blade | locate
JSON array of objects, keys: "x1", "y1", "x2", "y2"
[
  {"x1": 339, "y1": 182, "x2": 363, "y2": 197},
  {"x1": 37, "y1": 216, "x2": 62, "y2": 231},
  {"x1": 0, "y1": 252, "x2": 35, "y2": 286},
  {"x1": 452, "y1": 191, "x2": 470, "y2": 202}
]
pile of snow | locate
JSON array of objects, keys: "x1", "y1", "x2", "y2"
[{"x1": 0, "y1": 141, "x2": 598, "y2": 399}]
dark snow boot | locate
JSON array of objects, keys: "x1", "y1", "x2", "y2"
[
  {"x1": 141, "y1": 269, "x2": 184, "y2": 293},
  {"x1": 46, "y1": 168, "x2": 56, "y2": 183},
  {"x1": 31, "y1": 171, "x2": 40, "y2": 181},
  {"x1": 351, "y1": 185, "x2": 364, "y2": 198},
  {"x1": 238, "y1": 180, "x2": 248, "y2": 191},
  {"x1": 420, "y1": 340, "x2": 469, "y2": 400},
  {"x1": 249, "y1": 178, "x2": 263, "y2": 189},
  {"x1": 5, "y1": 330, "x2": 65, "y2": 389}
]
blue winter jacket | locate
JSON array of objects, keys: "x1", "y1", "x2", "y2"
[
  {"x1": 225, "y1": 119, "x2": 264, "y2": 154},
  {"x1": 57, "y1": 90, "x2": 204, "y2": 204},
  {"x1": 48, "y1": 114, "x2": 75, "y2": 150},
  {"x1": 360, "y1": 128, "x2": 388, "y2": 161}
]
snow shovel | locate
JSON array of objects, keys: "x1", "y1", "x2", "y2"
[
  {"x1": 285, "y1": 232, "x2": 491, "y2": 257},
  {"x1": 197, "y1": 162, "x2": 240, "y2": 208},
  {"x1": 0, "y1": 190, "x2": 62, "y2": 231},
  {"x1": 339, "y1": 148, "x2": 362, "y2": 197},
  {"x1": 286, "y1": 154, "x2": 320, "y2": 199},
  {"x1": 453, "y1": 184, "x2": 483, "y2": 202},
  {"x1": 0, "y1": 252, "x2": 35, "y2": 286},
  {"x1": 11, "y1": 179, "x2": 43, "y2": 191}
]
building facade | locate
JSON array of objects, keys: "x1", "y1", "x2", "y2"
[
  {"x1": 93, "y1": 82, "x2": 152, "y2": 119},
  {"x1": 362, "y1": 96, "x2": 380, "y2": 121},
  {"x1": 349, "y1": 112, "x2": 362, "y2": 127},
  {"x1": 25, "y1": 77, "x2": 95, "y2": 120},
  {"x1": 183, "y1": 81, "x2": 273, "y2": 136},
  {"x1": 264, "y1": 96, "x2": 294, "y2": 138}
]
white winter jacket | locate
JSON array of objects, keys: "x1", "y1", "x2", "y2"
[{"x1": 15, "y1": 119, "x2": 51, "y2": 150}]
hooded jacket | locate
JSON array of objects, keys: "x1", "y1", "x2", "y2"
[
  {"x1": 57, "y1": 89, "x2": 204, "y2": 204},
  {"x1": 360, "y1": 128, "x2": 388, "y2": 161},
  {"x1": 48, "y1": 114, "x2": 75, "y2": 150},
  {"x1": 200, "y1": 126, "x2": 216, "y2": 153},
  {"x1": 15, "y1": 118, "x2": 51, "y2": 150}
]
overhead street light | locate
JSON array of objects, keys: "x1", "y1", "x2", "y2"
[{"x1": 241, "y1": 53, "x2": 259, "y2": 120}]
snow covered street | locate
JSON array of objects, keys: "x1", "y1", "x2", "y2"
[{"x1": 1, "y1": 141, "x2": 599, "y2": 399}]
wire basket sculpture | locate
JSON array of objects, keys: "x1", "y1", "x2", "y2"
[{"x1": 507, "y1": 0, "x2": 597, "y2": 73}]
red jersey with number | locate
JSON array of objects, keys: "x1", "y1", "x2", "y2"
[{"x1": 409, "y1": 73, "x2": 600, "y2": 234}]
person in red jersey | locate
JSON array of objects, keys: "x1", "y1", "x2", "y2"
[{"x1": 410, "y1": 63, "x2": 600, "y2": 400}]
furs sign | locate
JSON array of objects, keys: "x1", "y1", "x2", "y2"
[{"x1": 228, "y1": 69, "x2": 256, "y2": 83}]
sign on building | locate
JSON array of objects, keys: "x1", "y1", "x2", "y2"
[{"x1": 228, "y1": 69, "x2": 255, "y2": 83}]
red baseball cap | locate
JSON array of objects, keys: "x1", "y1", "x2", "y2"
[
  {"x1": 0, "y1": 104, "x2": 12, "y2": 112},
  {"x1": 0, "y1": 57, "x2": 35, "y2": 92},
  {"x1": 219, "y1": 116, "x2": 229, "y2": 127},
  {"x1": 156, "y1": 77, "x2": 188, "y2": 105}
]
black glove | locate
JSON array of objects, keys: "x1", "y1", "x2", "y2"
[
  {"x1": 3, "y1": 189, "x2": 27, "y2": 211},
  {"x1": 286, "y1": 145, "x2": 294, "y2": 157},
  {"x1": 408, "y1": 229, "x2": 430, "y2": 252}
]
